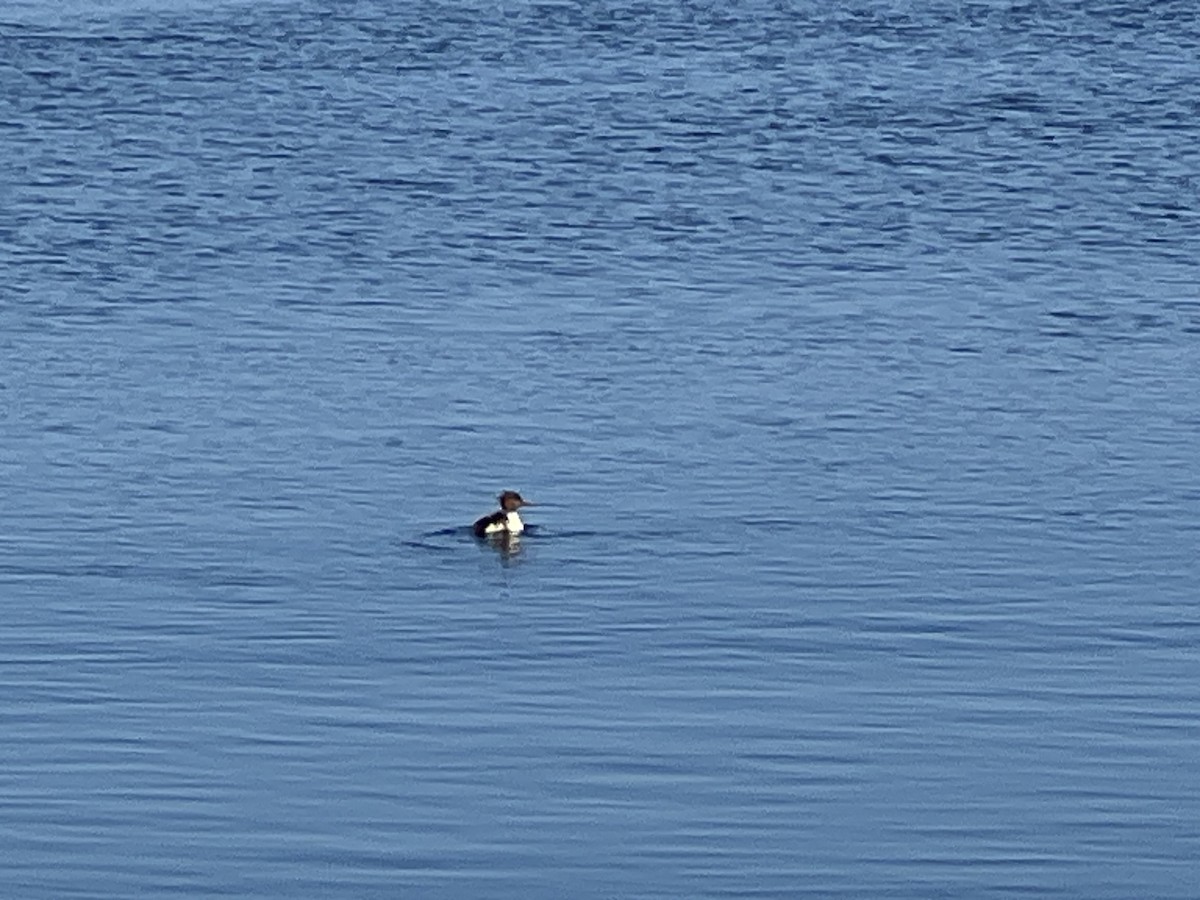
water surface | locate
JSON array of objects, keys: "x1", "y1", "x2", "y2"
[{"x1": 3, "y1": 1, "x2": 1199, "y2": 896}]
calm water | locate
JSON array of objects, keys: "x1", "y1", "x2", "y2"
[{"x1": 3, "y1": 1, "x2": 1200, "y2": 896}]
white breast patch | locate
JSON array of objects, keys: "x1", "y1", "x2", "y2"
[{"x1": 483, "y1": 511, "x2": 524, "y2": 535}]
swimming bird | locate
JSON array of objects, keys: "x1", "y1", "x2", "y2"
[{"x1": 473, "y1": 491, "x2": 533, "y2": 538}]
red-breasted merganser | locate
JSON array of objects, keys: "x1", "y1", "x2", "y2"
[{"x1": 473, "y1": 491, "x2": 533, "y2": 538}]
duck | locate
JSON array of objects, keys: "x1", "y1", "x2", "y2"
[{"x1": 472, "y1": 491, "x2": 533, "y2": 538}]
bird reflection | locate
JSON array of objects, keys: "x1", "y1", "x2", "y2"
[{"x1": 479, "y1": 531, "x2": 524, "y2": 563}]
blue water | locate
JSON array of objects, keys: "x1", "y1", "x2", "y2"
[{"x1": 3, "y1": 1, "x2": 1200, "y2": 896}]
